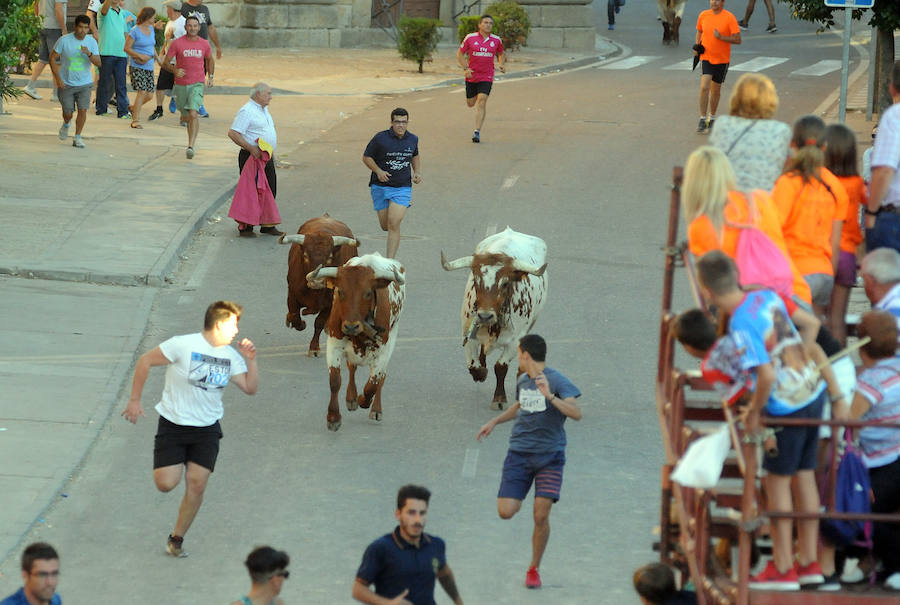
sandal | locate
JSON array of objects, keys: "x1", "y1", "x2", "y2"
[{"x1": 130, "y1": 121, "x2": 143, "y2": 129}]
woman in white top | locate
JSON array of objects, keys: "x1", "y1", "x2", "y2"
[{"x1": 709, "y1": 72, "x2": 791, "y2": 193}]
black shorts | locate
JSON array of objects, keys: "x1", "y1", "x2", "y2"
[
  {"x1": 762, "y1": 391, "x2": 825, "y2": 476},
  {"x1": 153, "y1": 416, "x2": 223, "y2": 472},
  {"x1": 701, "y1": 61, "x2": 729, "y2": 84},
  {"x1": 157, "y1": 67, "x2": 174, "y2": 92},
  {"x1": 465, "y1": 80, "x2": 493, "y2": 99}
]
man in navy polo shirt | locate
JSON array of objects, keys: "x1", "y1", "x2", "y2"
[
  {"x1": 362, "y1": 107, "x2": 422, "y2": 259},
  {"x1": 353, "y1": 485, "x2": 463, "y2": 605}
]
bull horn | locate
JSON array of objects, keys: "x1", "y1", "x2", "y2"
[
  {"x1": 279, "y1": 234, "x2": 305, "y2": 245},
  {"x1": 373, "y1": 265, "x2": 405, "y2": 285},
  {"x1": 511, "y1": 259, "x2": 548, "y2": 276},
  {"x1": 331, "y1": 236, "x2": 358, "y2": 247},
  {"x1": 307, "y1": 265, "x2": 339, "y2": 282},
  {"x1": 441, "y1": 251, "x2": 473, "y2": 271}
]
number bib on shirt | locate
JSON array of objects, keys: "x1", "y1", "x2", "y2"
[{"x1": 519, "y1": 388, "x2": 547, "y2": 413}]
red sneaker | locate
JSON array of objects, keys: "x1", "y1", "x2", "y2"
[
  {"x1": 525, "y1": 566, "x2": 541, "y2": 589},
  {"x1": 749, "y1": 560, "x2": 800, "y2": 591},
  {"x1": 796, "y1": 561, "x2": 825, "y2": 586}
]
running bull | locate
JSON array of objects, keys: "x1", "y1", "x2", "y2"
[
  {"x1": 441, "y1": 227, "x2": 548, "y2": 408},
  {"x1": 279, "y1": 214, "x2": 359, "y2": 357},
  {"x1": 307, "y1": 253, "x2": 405, "y2": 431}
]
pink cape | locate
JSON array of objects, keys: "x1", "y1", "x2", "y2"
[{"x1": 228, "y1": 150, "x2": 281, "y2": 226}]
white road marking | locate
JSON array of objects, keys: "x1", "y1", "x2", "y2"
[
  {"x1": 791, "y1": 60, "x2": 842, "y2": 77},
  {"x1": 662, "y1": 59, "x2": 694, "y2": 71},
  {"x1": 462, "y1": 448, "x2": 479, "y2": 477},
  {"x1": 414, "y1": 97, "x2": 433, "y2": 102},
  {"x1": 502, "y1": 175, "x2": 519, "y2": 189},
  {"x1": 598, "y1": 56, "x2": 661, "y2": 70},
  {"x1": 729, "y1": 56, "x2": 789, "y2": 72},
  {"x1": 449, "y1": 87, "x2": 466, "y2": 94}
]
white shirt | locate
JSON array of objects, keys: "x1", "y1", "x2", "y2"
[
  {"x1": 871, "y1": 103, "x2": 900, "y2": 206},
  {"x1": 155, "y1": 333, "x2": 248, "y2": 427},
  {"x1": 230, "y1": 99, "x2": 278, "y2": 153},
  {"x1": 165, "y1": 15, "x2": 186, "y2": 41}
]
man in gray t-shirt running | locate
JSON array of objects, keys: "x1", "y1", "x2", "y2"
[{"x1": 476, "y1": 333, "x2": 582, "y2": 590}]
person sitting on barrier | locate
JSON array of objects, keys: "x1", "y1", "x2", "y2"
[
  {"x1": 682, "y1": 145, "x2": 813, "y2": 308},
  {"x1": 633, "y1": 562, "x2": 697, "y2": 605},
  {"x1": 696, "y1": 250, "x2": 846, "y2": 591},
  {"x1": 847, "y1": 311, "x2": 900, "y2": 591}
]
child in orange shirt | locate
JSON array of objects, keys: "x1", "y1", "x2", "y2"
[
  {"x1": 823, "y1": 123, "x2": 866, "y2": 345},
  {"x1": 772, "y1": 115, "x2": 848, "y2": 317}
]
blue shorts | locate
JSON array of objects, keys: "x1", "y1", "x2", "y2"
[
  {"x1": 763, "y1": 391, "x2": 826, "y2": 476},
  {"x1": 370, "y1": 185, "x2": 412, "y2": 211},
  {"x1": 498, "y1": 449, "x2": 565, "y2": 502}
]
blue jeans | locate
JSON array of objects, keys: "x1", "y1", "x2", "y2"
[
  {"x1": 97, "y1": 55, "x2": 129, "y2": 117},
  {"x1": 866, "y1": 211, "x2": 900, "y2": 254},
  {"x1": 607, "y1": 0, "x2": 624, "y2": 25}
]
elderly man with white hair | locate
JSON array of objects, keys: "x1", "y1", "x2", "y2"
[
  {"x1": 227, "y1": 82, "x2": 283, "y2": 237},
  {"x1": 861, "y1": 247, "x2": 900, "y2": 339}
]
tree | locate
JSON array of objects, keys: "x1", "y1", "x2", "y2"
[
  {"x1": 397, "y1": 16, "x2": 442, "y2": 74},
  {"x1": 778, "y1": 0, "x2": 900, "y2": 113},
  {"x1": 486, "y1": 1, "x2": 531, "y2": 53},
  {"x1": 0, "y1": 0, "x2": 41, "y2": 110}
]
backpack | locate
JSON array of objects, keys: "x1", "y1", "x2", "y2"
[
  {"x1": 726, "y1": 193, "x2": 794, "y2": 298},
  {"x1": 820, "y1": 430, "x2": 873, "y2": 548}
]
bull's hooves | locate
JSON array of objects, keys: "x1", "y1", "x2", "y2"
[
  {"x1": 307, "y1": 350, "x2": 321, "y2": 358},
  {"x1": 327, "y1": 420, "x2": 341, "y2": 431},
  {"x1": 490, "y1": 400, "x2": 506, "y2": 411},
  {"x1": 369, "y1": 410, "x2": 382, "y2": 421},
  {"x1": 357, "y1": 396, "x2": 372, "y2": 409},
  {"x1": 346, "y1": 398, "x2": 358, "y2": 411},
  {"x1": 469, "y1": 369, "x2": 488, "y2": 383}
]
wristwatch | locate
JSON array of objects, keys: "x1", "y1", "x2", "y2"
[{"x1": 865, "y1": 207, "x2": 881, "y2": 216}]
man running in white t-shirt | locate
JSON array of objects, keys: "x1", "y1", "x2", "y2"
[{"x1": 121, "y1": 300, "x2": 258, "y2": 558}]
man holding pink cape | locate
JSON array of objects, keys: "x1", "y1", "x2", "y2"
[{"x1": 227, "y1": 82, "x2": 283, "y2": 237}]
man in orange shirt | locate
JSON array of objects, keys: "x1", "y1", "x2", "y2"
[{"x1": 695, "y1": 0, "x2": 741, "y2": 134}]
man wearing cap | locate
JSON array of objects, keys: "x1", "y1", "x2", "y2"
[{"x1": 227, "y1": 82, "x2": 284, "y2": 237}]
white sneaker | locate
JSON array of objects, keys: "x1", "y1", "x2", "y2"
[
  {"x1": 886, "y1": 572, "x2": 900, "y2": 590},
  {"x1": 72, "y1": 136, "x2": 85, "y2": 149},
  {"x1": 841, "y1": 558, "x2": 864, "y2": 583},
  {"x1": 50, "y1": 89, "x2": 58, "y2": 102},
  {"x1": 22, "y1": 85, "x2": 42, "y2": 100},
  {"x1": 58, "y1": 123, "x2": 70, "y2": 140}
]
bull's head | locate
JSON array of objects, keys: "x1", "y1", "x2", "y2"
[
  {"x1": 441, "y1": 251, "x2": 546, "y2": 327},
  {"x1": 307, "y1": 263, "x2": 404, "y2": 338},
  {"x1": 280, "y1": 233, "x2": 358, "y2": 288}
]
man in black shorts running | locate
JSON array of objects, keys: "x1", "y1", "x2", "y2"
[
  {"x1": 694, "y1": 0, "x2": 740, "y2": 134},
  {"x1": 457, "y1": 15, "x2": 505, "y2": 143},
  {"x1": 121, "y1": 300, "x2": 258, "y2": 557}
]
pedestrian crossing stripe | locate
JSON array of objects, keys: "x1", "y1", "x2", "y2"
[
  {"x1": 790, "y1": 59, "x2": 842, "y2": 77},
  {"x1": 598, "y1": 55, "x2": 661, "y2": 70},
  {"x1": 598, "y1": 55, "x2": 849, "y2": 76},
  {"x1": 729, "y1": 56, "x2": 790, "y2": 72}
]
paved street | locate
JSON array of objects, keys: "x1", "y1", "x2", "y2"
[{"x1": 0, "y1": 1, "x2": 881, "y2": 602}]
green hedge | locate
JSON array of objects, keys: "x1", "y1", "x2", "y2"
[
  {"x1": 0, "y1": 0, "x2": 42, "y2": 99},
  {"x1": 397, "y1": 16, "x2": 442, "y2": 73},
  {"x1": 457, "y1": 3, "x2": 530, "y2": 52}
]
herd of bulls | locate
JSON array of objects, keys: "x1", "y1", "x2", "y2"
[{"x1": 279, "y1": 214, "x2": 549, "y2": 431}]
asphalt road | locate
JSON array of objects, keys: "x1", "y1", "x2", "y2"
[{"x1": 0, "y1": 3, "x2": 864, "y2": 602}]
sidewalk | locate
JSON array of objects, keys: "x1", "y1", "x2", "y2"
[{"x1": 0, "y1": 43, "x2": 611, "y2": 565}]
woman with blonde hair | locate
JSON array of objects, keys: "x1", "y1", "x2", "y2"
[
  {"x1": 709, "y1": 72, "x2": 791, "y2": 192},
  {"x1": 683, "y1": 145, "x2": 812, "y2": 306}
]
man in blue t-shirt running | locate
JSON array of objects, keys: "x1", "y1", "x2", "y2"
[{"x1": 477, "y1": 334, "x2": 582, "y2": 589}]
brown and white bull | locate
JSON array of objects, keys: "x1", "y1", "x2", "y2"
[
  {"x1": 441, "y1": 227, "x2": 548, "y2": 408},
  {"x1": 279, "y1": 214, "x2": 358, "y2": 357},
  {"x1": 307, "y1": 253, "x2": 405, "y2": 431}
]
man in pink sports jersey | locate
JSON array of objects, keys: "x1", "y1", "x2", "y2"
[
  {"x1": 164, "y1": 15, "x2": 214, "y2": 159},
  {"x1": 457, "y1": 14, "x2": 505, "y2": 143}
]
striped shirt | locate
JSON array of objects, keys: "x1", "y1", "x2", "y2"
[{"x1": 857, "y1": 357, "x2": 900, "y2": 468}]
